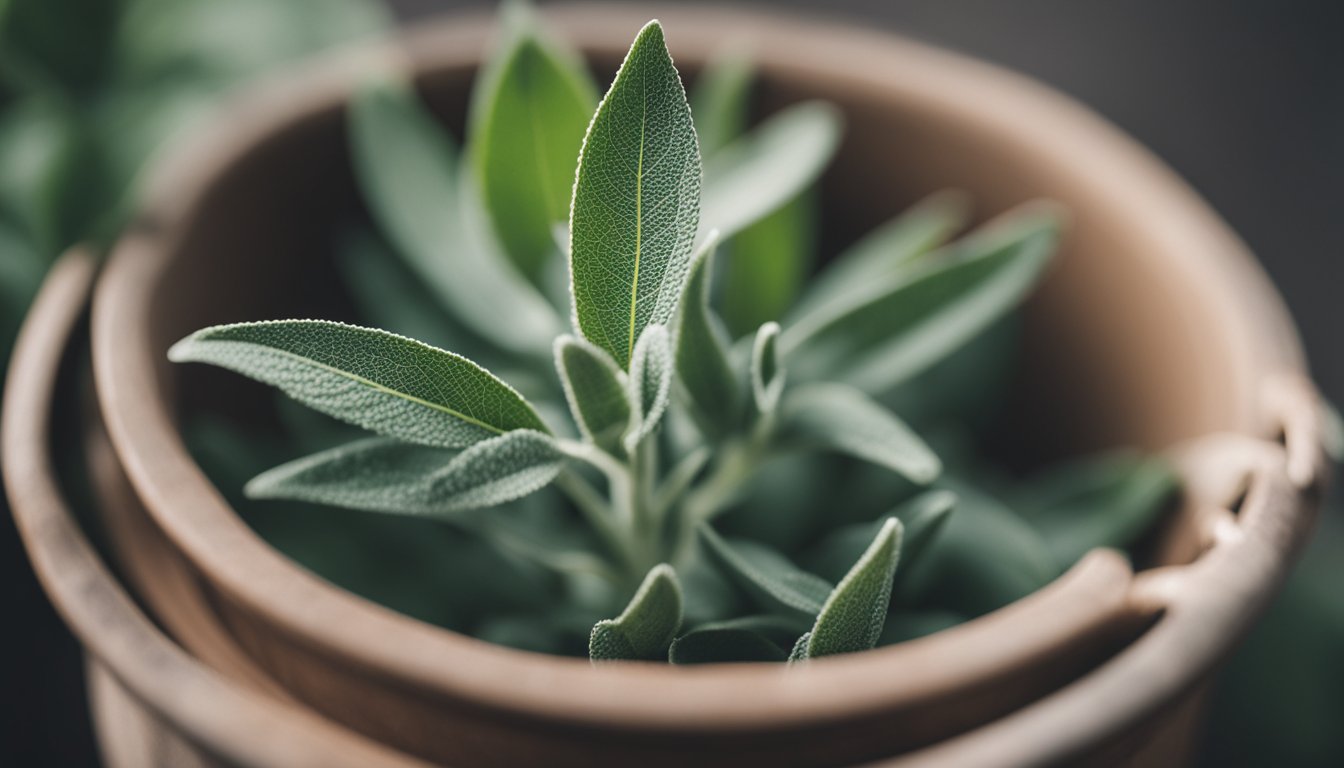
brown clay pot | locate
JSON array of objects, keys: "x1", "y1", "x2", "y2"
[
  {"x1": 1, "y1": 253, "x2": 430, "y2": 768},
  {"x1": 80, "y1": 4, "x2": 1328, "y2": 766}
]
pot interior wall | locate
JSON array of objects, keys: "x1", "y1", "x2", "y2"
[{"x1": 160, "y1": 50, "x2": 1242, "y2": 472}]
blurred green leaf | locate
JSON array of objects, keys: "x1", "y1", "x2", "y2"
[
  {"x1": 674, "y1": 234, "x2": 741, "y2": 436},
  {"x1": 750, "y1": 321, "x2": 784, "y2": 415},
  {"x1": 720, "y1": 191, "x2": 816, "y2": 337},
  {"x1": 669, "y1": 615, "x2": 797, "y2": 664},
  {"x1": 689, "y1": 53, "x2": 752, "y2": 158},
  {"x1": 701, "y1": 524, "x2": 831, "y2": 620},
  {"x1": 781, "y1": 384, "x2": 941, "y2": 484},
  {"x1": 804, "y1": 490, "x2": 955, "y2": 585}
]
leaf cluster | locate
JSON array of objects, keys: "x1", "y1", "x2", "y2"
[{"x1": 175, "y1": 8, "x2": 1177, "y2": 664}]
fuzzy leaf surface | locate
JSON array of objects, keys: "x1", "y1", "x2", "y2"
[
  {"x1": 796, "y1": 518, "x2": 903, "y2": 660},
  {"x1": 781, "y1": 384, "x2": 941, "y2": 484},
  {"x1": 784, "y1": 207, "x2": 1059, "y2": 394},
  {"x1": 169, "y1": 320, "x2": 548, "y2": 449},
  {"x1": 245, "y1": 431, "x2": 563, "y2": 516},
  {"x1": 554, "y1": 335, "x2": 631, "y2": 453},
  {"x1": 689, "y1": 53, "x2": 752, "y2": 157},
  {"x1": 569, "y1": 21, "x2": 701, "y2": 369},
  {"x1": 590, "y1": 563, "x2": 683, "y2": 661},
  {"x1": 625, "y1": 324, "x2": 673, "y2": 449}
]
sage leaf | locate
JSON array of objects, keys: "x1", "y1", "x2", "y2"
[
  {"x1": 783, "y1": 205, "x2": 1060, "y2": 394},
  {"x1": 690, "y1": 53, "x2": 752, "y2": 157},
  {"x1": 673, "y1": 232, "x2": 740, "y2": 435},
  {"x1": 700, "y1": 524, "x2": 832, "y2": 619},
  {"x1": 794, "y1": 518, "x2": 903, "y2": 660},
  {"x1": 569, "y1": 20, "x2": 701, "y2": 369},
  {"x1": 750, "y1": 321, "x2": 784, "y2": 414},
  {"x1": 699, "y1": 101, "x2": 841, "y2": 241},
  {"x1": 879, "y1": 610, "x2": 965, "y2": 646},
  {"x1": 721, "y1": 192, "x2": 816, "y2": 337},
  {"x1": 554, "y1": 335, "x2": 631, "y2": 454},
  {"x1": 470, "y1": 5, "x2": 596, "y2": 284},
  {"x1": 790, "y1": 191, "x2": 969, "y2": 320},
  {"x1": 668, "y1": 615, "x2": 798, "y2": 664},
  {"x1": 590, "y1": 563, "x2": 683, "y2": 661},
  {"x1": 168, "y1": 320, "x2": 549, "y2": 448},
  {"x1": 349, "y1": 79, "x2": 561, "y2": 355},
  {"x1": 781, "y1": 384, "x2": 941, "y2": 484},
  {"x1": 900, "y1": 479, "x2": 1057, "y2": 616},
  {"x1": 244, "y1": 431, "x2": 564, "y2": 516},
  {"x1": 1014, "y1": 453, "x2": 1178, "y2": 568},
  {"x1": 803, "y1": 490, "x2": 955, "y2": 584},
  {"x1": 625, "y1": 324, "x2": 673, "y2": 450},
  {"x1": 788, "y1": 632, "x2": 812, "y2": 661}
]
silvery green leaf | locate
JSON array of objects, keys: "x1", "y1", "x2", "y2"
[
  {"x1": 750, "y1": 321, "x2": 784, "y2": 414},
  {"x1": 169, "y1": 320, "x2": 549, "y2": 448},
  {"x1": 244, "y1": 431, "x2": 564, "y2": 516},
  {"x1": 349, "y1": 79, "x2": 561, "y2": 355},
  {"x1": 783, "y1": 206, "x2": 1060, "y2": 394},
  {"x1": 699, "y1": 102, "x2": 841, "y2": 241},
  {"x1": 1014, "y1": 453, "x2": 1178, "y2": 568},
  {"x1": 690, "y1": 53, "x2": 752, "y2": 157},
  {"x1": 700, "y1": 524, "x2": 831, "y2": 619},
  {"x1": 794, "y1": 518, "x2": 903, "y2": 660},
  {"x1": 721, "y1": 192, "x2": 815, "y2": 337},
  {"x1": 569, "y1": 20, "x2": 701, "y2": 369},
  {"x1": 674, "y1": 233, "x2": 740, "y2": 434},
  {"x1": 900, "y1": 479, "x2": 1057, "y2": 616},
  {"x1": 780, "y1": 384, "x2": 941, "y2": 484},
  {"x1": 803, "y1": 490, "x2": 955, "y2": 584},
  {"x1": 790, "y1": 191, "x2": 969, "y2": 320},
  {"x1": 668, "y1": 615, "x2": 798, "y2": 664},
  {"x1": 625, "y1": 324, "x2": 673, "y2": 450},
  {"x1": 554, "y1": 335, "x2": 631, "y2": 454},
  {"x1": 590, "y1": 563, "x2": 683, "y2": 661},
  {"x1": 469, "y1": 3, "x2": 596, "y2": 284},
  {"x1": 787, "y1": 632, "x2": 811, "y2": 661}
]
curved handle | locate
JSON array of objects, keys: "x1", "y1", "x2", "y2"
[{"x1": 880, "y1": 372, "x2": 1328, "y2": 767}]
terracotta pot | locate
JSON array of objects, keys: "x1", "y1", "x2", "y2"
[
  {"x1": 1, "y1": 253, "x2": 432, "y2": 768},
  {"x1": 83, "y1": 4, "x2": 1328, "y2": 766}
]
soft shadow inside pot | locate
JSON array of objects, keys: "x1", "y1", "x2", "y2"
[{"x1": 156, "y1": 49, "x2": 1226, "y2": 624}]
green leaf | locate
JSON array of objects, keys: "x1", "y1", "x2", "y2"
[
  {"x1": 794, "y1": 518, "x2": 903, "y2": 660},
  {"x1": 168, "y1": 320, "x2": 549, "y2": 449},
  {"x1": 625, "y1": 324, "x2": 672, "y2": 450},
  {"x1": 878, "y1": 610, "x2": 965, "y2": 646},
  {"x1": 700, "y1": 525, "x2": 831, "y2": 619},
  {"x1": 803, "y1": 490, "x2": 955, "y2": 584},
  {"x1": 689, "y1": 53, "x2": 752, "y2": 157},
  {"x1": 750, "y1": 321, "x2": 784, "y2": 414},
  {"x1": 783, "y1": 205, "x2": 1060, "y2": 394},
  {"x1": 900, "y1": 479, "x2": 1058, "y2": 616},
  {"x1": 1014, "y1": 453, "x2": 1178, "y2": 568},
  {"x1": 554, "y1": 335, "x2": 631, "y2": 454},
  {"x1": 668, "y1": 615, "x2": 798, "y2": 664},
  {"x1": 469, "y1": 5, "x2": 596, "y2": 284},
  {"x1": 349, "y1": 79, "x2": 561, "y2": 355},
  {"x1": 673, "y1": 233, "x2": 740, "y2": 435},
  {"x1": 569, "y1": 20, "x2": 701, "y2": 369},
  {"x1": 721, "y1": 191, "x2": 816, "y2": 337},
  {"x1": 781, "y1": 384, "x2": 941, "y2": 484},
  {"x1": 699, "y1": 102, "x2": 841, "y2": 241},
  {"x1": 790, "y1": 191, "x2": 969, "y2": 320},
  {"x1": 590, "y1": 563, "x2": 683, "y2": 661},
  {"x1": 244, "y1": 431, "x2": 564, "y2": 516}
]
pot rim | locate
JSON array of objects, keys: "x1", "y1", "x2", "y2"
[{"x1": 90, "y1": 2, "x2": 1317, "y2": 735}]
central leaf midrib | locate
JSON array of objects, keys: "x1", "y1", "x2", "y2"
[
  {"x1": 230, "y1": 340, "x2": 510, "y2": 436},
  {"x1": 628, "y1": 68, "x2": 649, "y2": 363}
]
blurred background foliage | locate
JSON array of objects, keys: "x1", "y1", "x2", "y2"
[{"x1": 0, "y1": 0, "x2": 1339, "y2": 766}]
